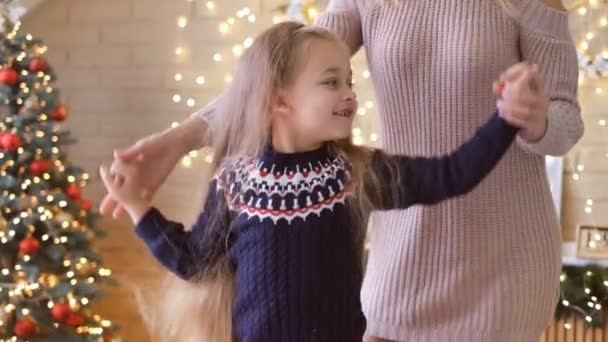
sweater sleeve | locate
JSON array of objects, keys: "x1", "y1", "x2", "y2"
[
  {"x1": 501, "y1": 0, "x2": 583, "y2": 156},
  {"x1": 134, "y1": 179, "x2": 230, "y2": 280},
  {"x1": 189, "y1": 96, "x2": 220, "y2": 146},
  {"x1": 191, "y1": 97, "x2": 218, "y2": 122},
  {"x1": 315, "y1": 0, "x2": 364, "y2": 55},
  {"x1": 369, "y1": 112, "x2": 519, "y2": 209}
]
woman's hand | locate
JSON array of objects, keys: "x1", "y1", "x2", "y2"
[{"x1": 494, "y1": 63, "x2": 549, "y2": 141}]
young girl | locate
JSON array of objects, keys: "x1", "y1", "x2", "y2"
[{"x1": 100, "y1": 22, "x2": 539, "y2": 342}]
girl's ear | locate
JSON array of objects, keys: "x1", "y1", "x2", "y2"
[{"x1": 270, "y1": 89, "x2": 291, "y2": 116}]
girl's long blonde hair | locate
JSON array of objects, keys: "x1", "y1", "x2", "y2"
[{"x1": 135, "y1": 21, "x2": 398, "y2": 342}]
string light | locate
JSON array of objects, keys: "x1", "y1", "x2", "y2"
[
  {"x1": 578, "y1": 7, "x2": 588, "y2": 15},
  {"x1": 171, "y1": 1, "x2": 272, "y2": 138},
  {"x1": 177, "y1": 16, "x2": 188, "y2": 28},
  {"x1": 243, "y1": 37, "x2": 254, "y2": 48},
  {"x1": 219, "y1": 22, "x2": 229, "y2": 34},
  {"x1": 232, "y1": 45, "x2": 244, "y2": 57},
  {"x1": 181, "y1": 156, "x2": 192, "y2": 168}
]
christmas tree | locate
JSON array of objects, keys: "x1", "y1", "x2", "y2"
[{"x1": 0, "y1": 3, "x2": 118, "y2": 341}]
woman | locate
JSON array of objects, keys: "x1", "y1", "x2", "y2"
[{"x1": 101, "y1": 0, "x2": 582, "y2": 341}]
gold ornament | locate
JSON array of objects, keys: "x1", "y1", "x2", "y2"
[
  {"x1": 0, "y1": 306, "x2": 12, "y2": 335},
  {"x1": 39, "y1": 273, "x2": 59, "y2": 287},
  {"x1": 76, "y1": 261, "x2": 97, "y2": 277},
  {"x1": 0, "y1": 215, "x2": 7, "y2": 231}
]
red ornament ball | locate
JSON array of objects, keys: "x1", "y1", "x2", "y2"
[
  {"x1": 29, "y1": 56, "x2": 48, "y2": 73},
  {"x1": 19, "y1": 237, "x2": 40, "y2": 255},
  {"x1": 103, "y1": 333, "x2": 113, "y2": 342},
  {"x1": 14, "y1": 318, "x2": 37, "y2": 338},
  {"x1": 51, "y1": 303, "x2": 71, "y2": 322},
  {"x1": 66, "y1": 184, "x2": 82, "y2": 200},
  {"x1": 65, "y1": 312, "x2": 85, "y2": 327},
  {"x1": 1, "y1": 133, "x2": 21, "y2": 151},
  {"x1": 78, "y1": 199, "x2": 92, "y2": 211},
  {"x1": 52, "y1": 105, "x2": 69, "y2": 121},
  {"x1": 0, "y1": 68, "x2": 19, "y2": 85},
  {"x1": 30, "y1": 159, "x2": 53, "y2": 176}
]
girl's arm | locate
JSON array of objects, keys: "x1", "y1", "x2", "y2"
[
  {"x1": 134, "y1": 180, "x2": 230, "y2": 280},
  {"x1": 369, "y1": 112, "x2": 519, "y2": 209}
]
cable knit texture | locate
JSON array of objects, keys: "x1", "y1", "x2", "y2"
[{"x1": 314, "y1": 0, "x2": 582, "y2": 341}]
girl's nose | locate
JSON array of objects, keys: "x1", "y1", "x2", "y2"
[{"x1": 344, "y1": 88, "x2": 356, "y2": 102}]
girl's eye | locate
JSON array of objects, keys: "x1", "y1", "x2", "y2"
[{"x1": 324, "y1": 79, "x2": 338, "y2": 87}]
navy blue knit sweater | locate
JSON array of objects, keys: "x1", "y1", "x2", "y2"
[{"x1": 135, "y1": 112, "x2": 518, "y2": 342}]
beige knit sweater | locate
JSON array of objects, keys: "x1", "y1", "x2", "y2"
[{"x1": 195, "y1": 0, "x2": 583, "y2": 341}]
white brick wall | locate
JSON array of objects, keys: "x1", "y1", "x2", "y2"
[
  {"x1": 69, "y1": 2, "x2": 132, "y2": 23},
  {"x1": 69, "y1": 46, "x2": 130, "y2": 67}
]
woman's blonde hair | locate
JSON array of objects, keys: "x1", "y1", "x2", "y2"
[{"x1": 135, "y1": 21, "x2": 398, "y2": 342}]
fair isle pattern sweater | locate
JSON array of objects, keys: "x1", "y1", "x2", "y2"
[
  {"x1": 136, "y1": 114, "x2": 517, "y2": 342},
  {"x1": 314, "y1": 0, "x2": 584, "y2": 341}
]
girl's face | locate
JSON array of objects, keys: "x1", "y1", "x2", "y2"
[{"x1": 272, "y1": 39, "x2": 357, "y2": 151}]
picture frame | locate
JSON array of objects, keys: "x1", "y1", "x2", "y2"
[{"x1": 575, "y1": 225, "x2": 608, "y2": 259}]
